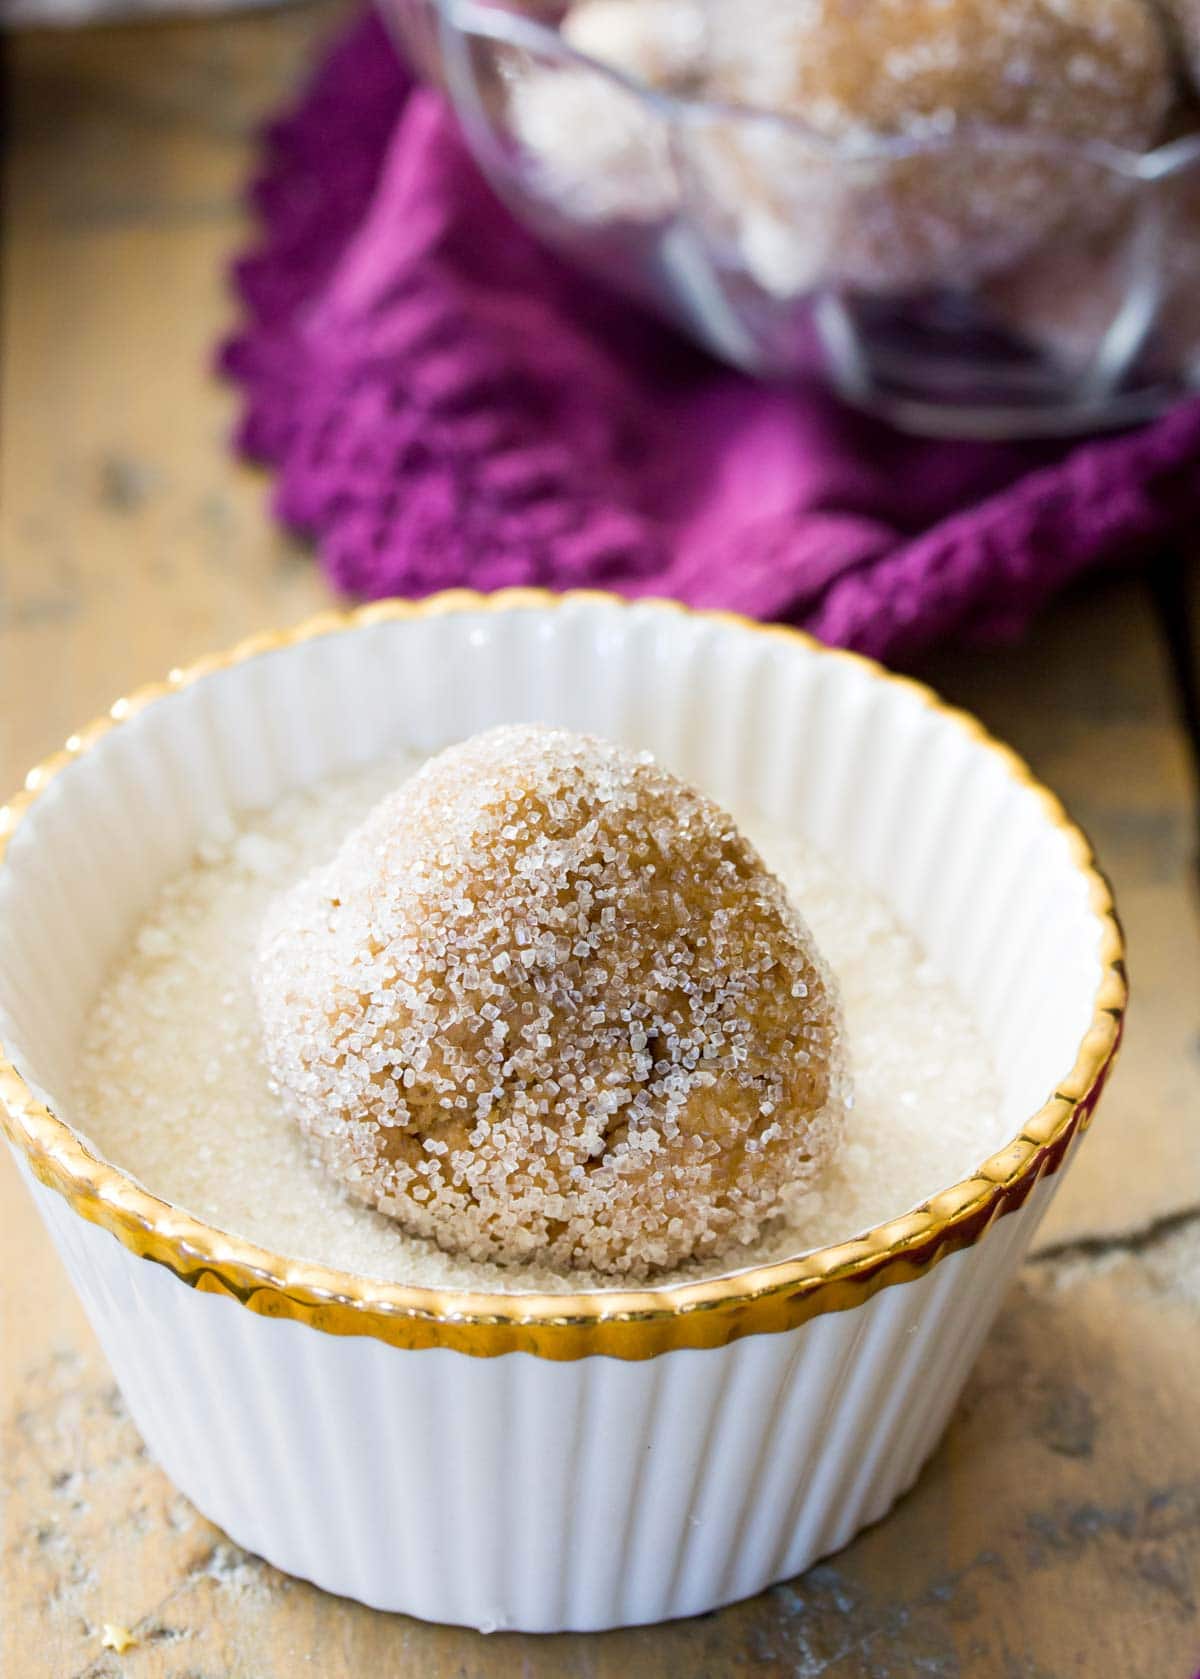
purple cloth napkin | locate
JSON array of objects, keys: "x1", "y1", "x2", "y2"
[{"x1": 222, "y1": 10, "x2": 1200, "y2": 662}]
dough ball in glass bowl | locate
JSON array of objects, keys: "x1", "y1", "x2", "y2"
[
  {"x1": 561, "y1": 0, "x2": 707, "y2": 87},
  {"x1": 692, "y1": 0, "x2": 1174, "y2": 295}
]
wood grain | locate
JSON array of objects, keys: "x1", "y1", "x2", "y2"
[
  {"x1": 917, "y1": 573, "x2": 1200, "y2": 1251},
  {"x1": 1, "y1": 11, "x2": 1199, "y2": 1676}
]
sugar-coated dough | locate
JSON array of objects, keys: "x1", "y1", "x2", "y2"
[
  {"x1": 562, "y1": 0, "x2": 706, "y2": 87},
  {"x1": 704, "y1": 0, "x2": 1173, "y2": 294},
  {"x1": 509, "y1": 66, "x2": 679, "y2": 223},
  {"x1": 255, "y1": 725, "x2": 845, "y2": 1276},
  {"x1": 531, "y1": 0, "x2": 1173, "y2": 292},
  {"x1": 71, "y1": 750, "x2": 1006, "y2": 1295},
  {"x1": 711, "y1": 0, "x2": 1169, "y2": 150}
]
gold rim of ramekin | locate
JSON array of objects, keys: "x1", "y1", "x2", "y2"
[{"x1": 0, "y1": 590, "x2": 1126, "y2": 1360}]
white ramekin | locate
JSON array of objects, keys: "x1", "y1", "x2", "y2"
[{"x1": 0, "y1": 591, "x2": 1124, "y2": 1632}]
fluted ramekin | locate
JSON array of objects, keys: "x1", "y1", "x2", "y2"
[{"x1": 0, "y1": 591, "x2": 1124, "y2": 1630}]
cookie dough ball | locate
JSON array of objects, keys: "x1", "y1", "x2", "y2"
[
  {"x1": 561, "y1": 0, "x2": 707, "y2": 88},
  {"x1": 699, "y1": 0, "x2": 1173, "y2": 294},
  {"x1": 714, "y1": 0, "x2": 1169, "y2": 146},
  {"x1": 255, "y1": 725, "x2": 845, "y2": 1276},
  {"x1": 509, "y1": 1, "x2": 698, "y2": 223}
]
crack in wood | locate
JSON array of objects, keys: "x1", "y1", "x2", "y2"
[
  {"x1": 1145, "y1": 549, "x2": 1200, "y2": 903},
  {"x1": 1031, "y1": 1199, "x2": 1200, "y2": 1266}
]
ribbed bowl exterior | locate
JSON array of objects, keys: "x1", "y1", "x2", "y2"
[
  {"x1": 0, "y1": 595, "x2": 1120, "y2": 1628},
  {"x1": 21, "y1": 1159, "x2": 1053, "y2": 1630}
]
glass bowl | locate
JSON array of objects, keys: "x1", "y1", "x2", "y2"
[{"x1": 381, "y1": 0, "x2": 1200, "y2": 438}]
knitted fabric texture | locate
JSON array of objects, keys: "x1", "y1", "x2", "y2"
[{"x1": 221, "y1": 10, "x2": 1200, "y2": 661}]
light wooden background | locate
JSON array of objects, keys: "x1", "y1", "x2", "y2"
[{"x1": 1, "y1": 8, "x2": 1199, "y2": 1675}]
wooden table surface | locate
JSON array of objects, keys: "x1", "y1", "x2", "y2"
[{"x1": 2, "y1": 9, "x2": 1199, "y2": 1675}]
